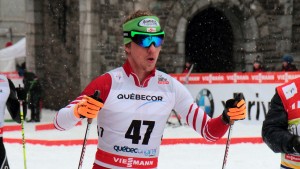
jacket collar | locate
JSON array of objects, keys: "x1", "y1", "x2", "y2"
[{"x1": 122, "y1": 59, "x2": 155, "y2": 87}]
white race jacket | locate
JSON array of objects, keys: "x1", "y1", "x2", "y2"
[{"x1": 54, "y1": 60, "x2": 229, "y2": 168}]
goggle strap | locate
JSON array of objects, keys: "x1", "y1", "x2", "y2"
[{"x1": 123, "y1": 31, "x2": 165, "y2": 38}]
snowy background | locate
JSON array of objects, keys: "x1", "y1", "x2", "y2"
[{"x1": 3, "y1": 109, "x2": 280, "y2": 169}]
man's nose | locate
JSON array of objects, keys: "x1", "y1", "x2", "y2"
[{"x1": 147, "y1": 43, "x2": 156, "y2": 52}]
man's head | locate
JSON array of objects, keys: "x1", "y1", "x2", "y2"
[
  {"x1": 185, "y1": 61, "x2": 191, "y2": 68},
  {"x1": 123, "y1": 10, "x2": 164, "y2": 73},
  {"x1": 253, "y1": 61, "x2": 261, "y2": 69},
  {"x1": 282, "y1": 54, "x2": 293, "y2": 64}
]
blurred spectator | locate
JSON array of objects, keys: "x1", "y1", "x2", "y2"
[
  {"x1": 17, "y1": 64, "x2": 43, "y2": 122},
  {"x1": 23, "y1": 72, "x2": 43, "y2": 122},
  {"x1": 281, "y1": 54, "x2": 297, "y2": 71},
  {"x1": 182, "y1": 61, "x2": 192, "y2": 73},
  {"x1": 4, "y1": 42, "x2": 12, "y2": 48},
  {"x1": 16, "y1": 62, "x2": 26, "y2": 77},
  {"x1": 252, "y1": 55, "x2": 264, "y2": 72}
]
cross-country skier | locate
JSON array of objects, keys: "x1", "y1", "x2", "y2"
[
  {"x1": 54, "y1": 10, "x2": 247, "y2": 169},
  {"x1": 0, "y1": 75, "x2": 22, "y2": 168},
  {"x1": 262, "y1": 77, "x2": 300, "y2": 169}
]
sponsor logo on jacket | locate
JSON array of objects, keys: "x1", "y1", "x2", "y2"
[
  {"x1": 158, "y1": 75, "x2": 169, "y2": 84},
  {"x1": 113, "y1": 157, "x2": 155, "y2": 168},
  {"x1": 113, "y1": 71, "x2": 123, "y2": 83},
  {"x1": 282, "y1": 82, "x2": 297, "y2": 99},
  {"x1": 117, "y1": 93, "x2": 163, "y2": 101},
  {"x1": 114, "y1": 145, "x2": 156, "y2": 157}
]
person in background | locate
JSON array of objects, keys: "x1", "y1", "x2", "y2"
[
  {"x1": 17, "y1": 63, "x2": 43, "y2": 123},
  {"x1": 23, "y1": 71, "x2": 43, "y2": 122},
  {"x1": 253, "y1": 60, "x2": 264, "y2": 72},
  {"x1": 262, "y1": 77, "x2": 300, "y2": 168},
  {"x1": 252, "y1": 56, "x2": 264, "y2": 72},
  {"x1": 54, "y1": 10, "x2": 247, "y2": 169},
  {"x1": 16, "y1": 62, "x2": 26, "y2": 77},
  {"x1": 182, "y1": 61, "x2": 192, "y2": 73},
  {"x1": 4, "y1": 41, "x2": 12, "y2": 48},
  {"x1": 281, "y1": 54, "x2": 297, "y2": 71},
  {"x1": 0, "y1": 75, "x2": 22, "y2": 168}
]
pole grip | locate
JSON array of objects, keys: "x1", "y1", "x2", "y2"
[{"x1": 87, "y1": 90, "x2": 101, "y2": 124}]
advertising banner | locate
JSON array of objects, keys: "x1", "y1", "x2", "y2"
[
  {"x1": 0, "y1": 71, "x2": 23, "y2": 87},
  {"x1": 170, "y1": 72, "x2": 300, "y2": 123}
]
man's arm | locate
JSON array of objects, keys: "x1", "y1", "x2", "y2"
[
  {"x1": 6, "y1": 79, "x2": 21, "y2": 123},
  {"x1": 262, "y1": 92, "x2": 295, "y2": 154},
  {"x1": 54, "y1": 73, "x2": 111, "y2": 131},
  {"x1": 172, "y1": 78, "x2": 230, "y2": 141}
]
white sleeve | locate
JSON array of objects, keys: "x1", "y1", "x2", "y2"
[
  {"x1": 53, "y1": 100, "x2": 81, "y2": 131},
  {"x1": 172, "y1": 78, "x2": 211, "y2": 136},
  {"x1": 172, "y1": 78, "x2": 194, "y2": 118}
]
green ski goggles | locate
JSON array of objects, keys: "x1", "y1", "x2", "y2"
[{"x1": 123, "y1": 31, "x2": 165, "y2": 48}]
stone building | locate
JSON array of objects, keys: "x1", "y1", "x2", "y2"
[
  {"x1": 1, "y1": 0, "x2": 300, "y2": 110},
  {"x1": 0, "y1": 0, "x2": 26, "y2": 47}
]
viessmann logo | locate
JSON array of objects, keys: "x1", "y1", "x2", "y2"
[{"x1": 113, "y1": 157, "x2": 155, "y2": 168}]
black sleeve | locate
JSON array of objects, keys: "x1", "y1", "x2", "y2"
[
  {"x1": 262, "y1": 91, "x2": 295, "y2": 154},
  {"x1": 32, "y1": 79, "x2": 43, "y2": 98},
  {"x1": 7, "y1": 79, "x2": 17, "y2": 100},
  {"x1": 6, "y1": 79, "x2": 21, "y2": 124}
]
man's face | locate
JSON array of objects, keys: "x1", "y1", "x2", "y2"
[
  {"x1": 126, "y1": 42, "x2": 161, "y2": 72},
  {"x1": 186, "y1": 62, "x2": 191, "y2": 67},
  {"x1": 253, "y1": 62, "x2": 260, "y2": 69}
]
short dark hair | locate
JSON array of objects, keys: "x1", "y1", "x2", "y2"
[{"x1": 123, "y1": 10, "x2": 154, "y2": 24}]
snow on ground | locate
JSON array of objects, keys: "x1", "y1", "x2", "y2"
[
  {"x1": 3, "y1": 109, "x2": 280, "y2": 169},
  {"x1": 6, "y1": 142, "x2": 279, "y2": 169}
]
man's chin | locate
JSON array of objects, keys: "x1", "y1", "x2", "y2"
[{"x1": 144, "y1": 66, "x2": 155, "y2": 72}]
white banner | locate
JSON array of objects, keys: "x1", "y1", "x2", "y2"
[
  {"x1": 170, "y1": 72, "x2": 300, "y2": 124},
  {"x1": 185, "y1": 83, "x2": 279, "y2": 122}
]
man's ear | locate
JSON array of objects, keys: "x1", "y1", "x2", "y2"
[{"x1": 124, "y1": 43, "x2": 131, "y2": 54}]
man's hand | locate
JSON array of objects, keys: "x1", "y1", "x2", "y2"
[
  {"x1": 222, "y1": 94, "x2": 246, "y2": 124},
  {"x1": 292, "y1": 136, "x2": 300, "y2": 154},
  {"x1": 74, "y1": 95, "x2": 104, "y2": 119}
]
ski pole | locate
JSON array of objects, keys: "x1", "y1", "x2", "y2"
[
  {"x1": 78, "y1": 118, "x2": 93, "y2": 169},
  {"x1": 222, "y1": 93, "x2": 243, "y2": 169},
  {"x1": 184, "y1": 64, "x2": 194, "y2": 84},
  {"x1": 19, "y1": 99, "x2": 27, "y2": 169},
  {"x1": 172, "y1": 110, "x2": 182, "y2": 126},
  {"x1": 78, "y1": 90, "x2": 100, "y2": 169},
  {"x1": 222, "y1": 121, "x2": 234, "y2": 169}
]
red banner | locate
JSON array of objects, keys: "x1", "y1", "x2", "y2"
[
  {"x1": 170, "y1": 71, "x2": 300, "y2": 84},
  {"x1": 0, "y1": 71, "x2": 22, "y2": 79}
]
